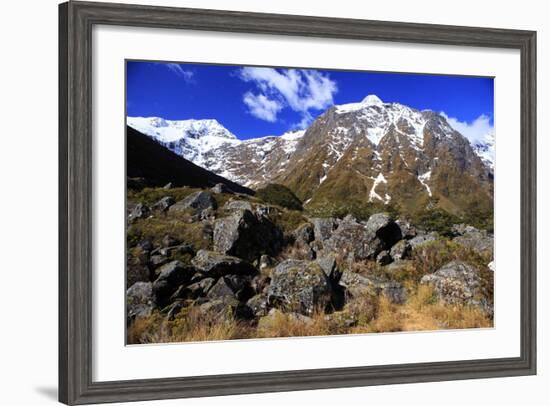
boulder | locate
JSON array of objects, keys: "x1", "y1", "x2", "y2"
[
  {"x1": 396, "y1": 219, "x2": 417, "y2": 240},
  {"x1": 127, "y1": 282, "x2": 154, "y2": 323},
  {"x1": 207, "y1": 275, "x2": 254, "y2": 302},
  {"x1": 198, "y1": 296, "x2": 254, "y2": 320},
  {"x1": 390, "y1": 239, "x2": 412, "y2": 261},
  {"x1": 311, "y1": 217, "x2": 338, "y2": 242},
  {"x1": 151, "y1": 196, "x2": 176, "y2": 212},
  {"x1": 364, "y1": 213, "x2": 402, "y2": 247},
  {"x1": 251, "y1": 274, "x2": 271, "y2": 294},
  {"x1": 169, "y1": 191, "x2": 217, "y2": 213},
  {"x1": 267, "y1": 260, "x2": 332, "y2": 316},
  {"x1": 137, "y1": 239, "x2": 154, "y2": 252},
  {"x1": 149, "y1": 254, "x2": 168, "y2": 269},
  {"x1": 420, "y1": 261, "x2": 493, "y2": 314},
  {"x1": 453, "y1": 227, "x2": 494, "y2": 255},
  {"x1": 191, "y1": 250, "x2": 258, "y2": 278},
  {"x1": 315, "y1": 253, "x2": 341, "y2": 282},
  {"x1": 323, "y1": 220, "x2": 381, "y2": 261},
  {"x1": 152, "y1": 260, "x2": 197, "y2": 307},
  {"x1": 246, "y1": 294, "x2": 269, "y2": 317},
  {"x1": 170, "y1": 277, "x2": 216, "y2": 301},
  {"x1": 163, "y1": 182, "x2": 173, "y2": 189},
  {"x1": 211, "y1": 183, "x2": 233, "y2": 194},
  {"x1": 223, "y1": 200, "x2": 252, "y2": 211},
  {"x1": 213, "y1": 209, "x2": 283, "y2": 262},
  {"x1": 409, "y1": 232, "x2": 438, "y2": 249},
  {"x1": 339, "y1": 271, "x2": 407, "y2": 304},
  {"x1": 376, "y1": 250, "x2": 392, "y2": 266},
  {"x1": 293, "y1": 223, "x2": 315, "y2": 245},
  {"x1": 128, "y1": 203, "x2": 150, "y2": 223}
]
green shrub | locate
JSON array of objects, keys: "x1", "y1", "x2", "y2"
[
  {"x1": 411, "y1": 208, "x2": 461, "y2": 236},
  {"x1": 255, "y1": 184, "x2": 303, "y2": 211}
]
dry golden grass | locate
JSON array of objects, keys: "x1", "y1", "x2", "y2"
[
  {"x1": 128, "y1": 286, "x2": 492, "y2": 344},
  {"x1": 127, "y1": 308, "x2": 253, "y2": 344},
  {"x1": 256, "y1": 310, "x2": 332, "y2": 338},
  {"x1": 364, "y1": 285, "x2": 492, "y2": 333}
]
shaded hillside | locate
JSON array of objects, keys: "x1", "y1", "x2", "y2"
[{"x1": 127, "y1": 126, "x2": 253, "y2": 195}]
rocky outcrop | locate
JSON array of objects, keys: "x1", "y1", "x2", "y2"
[
  {"x1": 213, "y1": 209, "x2": 283, "y2": 262},
  {"x1": 191, "y1": 250, "x2": 257, "y2": 278},
  {"x1": 323, "y1": 214, "x2": 401, "y2": 261},
  {"x1": 267, "y1": 260, "x2": 332, "y2": 316},
  {"x1": 128, "y1": 203, "x2": 150, "y2": 223},
  {"x1": 222, "y1": 200, "x2": 252, "y2": 211},
  {"x1": 452, "y1": 225, "x2": 494, "y2": 254},
  {"x1": 421, "y1": 261, "x2": 492, "y2": 314},
  {"x1": 151, "y1": 196, "x2": 176, "y2": 212},
  {"x1": 390, "y1": 239, "x2": 412, "y2": 261},
  {"x1": 152, "y1": 260, "x2": 197, "y2": 307},
  {"x1": 339, "y1": 271, "x2": 406, "y2": 304},
  {"x1": 169, "y1": 191, "x2": 217, "y2": 213},
  {"x1": 311, "y1": 217, "x2": 338, "y2": 242},
  {"x1": 127, "y1": 282, "x2": 154, "y2": 323}
]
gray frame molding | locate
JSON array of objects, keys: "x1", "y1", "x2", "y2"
[{"x1": 59, "y1": 1, "x2": 537, "y2": 404}]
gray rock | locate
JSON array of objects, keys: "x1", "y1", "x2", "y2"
[
  {"x1": 213, "y1": 209, "x2": 283, "y2": 262},
  {"x1": 453, "y1": 227, "x2": 494, "y2": 255},
  {"x1": 246, "y1": 294, "x2": 269, "y2": 317},
  {"x1": 293, "y1": 223, "x2": 315, "y2": 245},
  {"x1": 191, "y1": 250, "x2": 258, "y2": 278},
  {"x1": 315, "y1": 253, "x2": 341, "y2": 282},
  {"x1": 169, "y1": 191, "x2": 217, "y2": 213},
  {"x1": 151, "y1": 196, "x2": 176, "y2": 212},
  {"x1": 311, "y1": 217, "x2": 338, "y2": 242},
  {"x1": 376, "y1": 250, "x2": 392, "y2": 266},
  {"x1": 170, "y1": 277, "x2": 216, "y2": 301},
  {"x1": 163, "y1": 182, "x2": 172, "y2": 189},
  {"x1": 421, "y1": 261, "x2": 492, "y2": 314},
  {"x1": 159, "y1": 243, "x2": 195, "y2": 257},
  {"x1": 364, "y1": 213, "x2": 402, "y2": 247},
  {"x1": 396, "y1": 219, "x2": 417, "y2": 240},
  {"x1": 165, "y1": 301, "x2": 185, "y2": 320},
  {"x1": 339, "y1": 271, "x2": 407, "y2": 304},
  {"x1": 409, "y1": 232, "x2": 438, "y2": 249},
  {"x1": 127, "y1": 282, "x2": 154, "y2": 323},
  {"x1": 207, "y1": 275, "x2": 254, "y2": 301},
  {"x1": 149, "y1": 254, "x2": 168, "y2": 268},
  {"x1": 222, "y1": 200, "x2": 252, "y2": 211},
  {"x1": 390, "y1": 240, "x2": 412, "y2": 261},
  {"x1": 128, "y1": 203, "x2": 150, "y2": 223},
  {"x1": 198, "y1": 297, "x2": 254, "y2": 320},
  {"x1": 323, "y1": 219, "x2": 382, "y2": 261},
  {"x1": 267, "y1": 260, "x2": 332, "y2": 316},
  {"x1": 211, "y1": 183, "x2": 233, "y2": 194},
  {"x1": 152, "y1": 260, "x2": 197, "y2": 307}
]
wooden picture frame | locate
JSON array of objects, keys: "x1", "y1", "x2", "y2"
[{"x1": 59, "y1": 1, "x2": 537, "y2": 404}]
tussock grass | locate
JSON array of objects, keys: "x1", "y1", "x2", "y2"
[{"x1": 127, "y1": 308, "x2": 252, "y2": 344}]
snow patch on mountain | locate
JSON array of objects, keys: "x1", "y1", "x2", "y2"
[
  {"x1": 471, "y1": 130, "x2": 495, "y2": 169},
  {"x1": 418, "y1": 170, "x2": 432, "y2": 197},
  {"x1": 369, "y1": 172, "x2": 390, "y2": 204}
]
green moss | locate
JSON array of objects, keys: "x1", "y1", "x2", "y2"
[{"x1": 255, "y1": 184, "x2": 303, "y2": 211}]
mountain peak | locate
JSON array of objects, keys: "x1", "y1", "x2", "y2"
[{"x1": 362, "y1": 94, "x2": 384, "y2": 106}]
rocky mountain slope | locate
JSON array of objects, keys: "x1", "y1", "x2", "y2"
[{"x1": 128, "y1": 95, "x2": 494, "y2": 217}]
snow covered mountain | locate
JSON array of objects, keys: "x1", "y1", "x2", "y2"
[
  {"x1": 128, "y1": 95, "x2": 494, "y2": 216},
  {"x1": 126, "y1": 117, "x2": 240, "y2": 168}
]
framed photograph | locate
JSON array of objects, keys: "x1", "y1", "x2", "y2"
[{"x1": 59, "y1": 1, "x2": 536, "y2": 404}]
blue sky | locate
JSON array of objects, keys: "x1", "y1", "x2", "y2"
[{"x1": 126, "y1": 60, "x2": 494, "y2": 141}]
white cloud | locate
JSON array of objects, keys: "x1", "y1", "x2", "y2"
[
  {"x1": 243, "y1": 92, "x2": 283, "y2": 122},
  {"x1": 166, "y1": 63, "x2": 194, "y2": 81},
  {"x1": 441, "y1": 112, "x2": 494, "y2": 145},
  {"x1": 239, "y1": 67, "x2": 337, "y2": 127}
]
